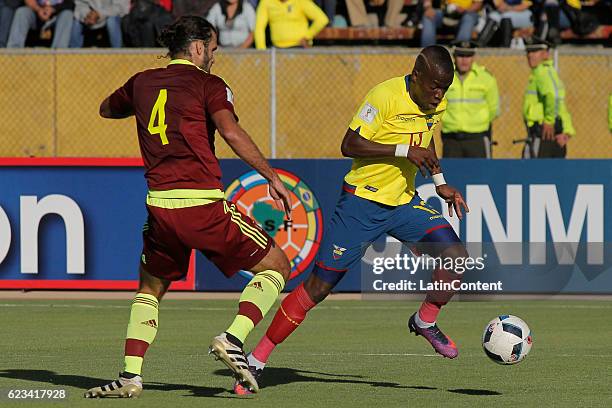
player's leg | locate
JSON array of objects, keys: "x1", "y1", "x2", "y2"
[
  {"x1": 239, "y1": 190, "x2": 389, "y2": 393},
  {"x1": 388, "y1": 195, "x2": 465, "y2": 358},
  {"x1": 210, "y1": 243, "x2": 291, "y2": 393},
  {"x1": 200, "y1": 200, "x2": 289, "y2": 392},
  {"x1": 85, "y1": 210, "x2": 188, "y2": 398}
]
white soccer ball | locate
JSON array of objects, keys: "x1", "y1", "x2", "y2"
[{"x1": 482, "y1": 315, "x2": 533, "y2": 364}]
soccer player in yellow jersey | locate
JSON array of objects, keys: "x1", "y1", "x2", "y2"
[
  {"x1": 233, "y1": 46, "x2": 471, "y2": 394},
  {"x1": 254, "y1": 0, "x2": 328, "y2": 49}
]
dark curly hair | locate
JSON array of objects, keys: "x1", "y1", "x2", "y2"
[{"x1": 158, "y1": 16, "x2": 218, "y2": 59}]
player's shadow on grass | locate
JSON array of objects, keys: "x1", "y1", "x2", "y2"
[
  {"x1": 0, "y1": 369, "x2": 240, "y2": 399},
  {"x1": 448, "y1": 388, "x2": 502, "y2": 396},
  {"x1": 213, "y1": 368, "x2": 436, "y2": 391}
]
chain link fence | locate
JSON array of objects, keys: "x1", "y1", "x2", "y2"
[{"x1": 0, "y1": 47, "x2": 609, "y2": 159}]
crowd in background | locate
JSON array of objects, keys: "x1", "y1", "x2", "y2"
[{"x1": 0, "y1": 0, "x2": 609, "y2": 49}]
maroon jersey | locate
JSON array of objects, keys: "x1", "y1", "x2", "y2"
[{"x1": 108, "y1": 60, "x2": 236, "y2": 191}]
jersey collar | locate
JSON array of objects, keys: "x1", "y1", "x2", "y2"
[{"x1": 168, "y1": 59, "x2": 205, "y2": 72}]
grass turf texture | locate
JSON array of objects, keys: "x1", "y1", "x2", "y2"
[{"x1": 1, "y1": 299, "x2": 611, "y2": 407}]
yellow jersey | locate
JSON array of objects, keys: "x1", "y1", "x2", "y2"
[
  {"x1": 254, "y1": 0, "x2": 328, "y2": 49},
  {"x1": 345, "y1": 75, "x2": 446, "y2": 207}
]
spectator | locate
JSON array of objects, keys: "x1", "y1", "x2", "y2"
[
  {"x1": 345, "y1": 0, "x2": 404, "y2": 27},
  {"x1": 314, "y1": 0, "x2": 335, "y2": 24},
  {"x1": 7, "y1": 0, "x2": 74, "y2": 47},
  {"x1": 121, "y1": 0, "x2": 172, "y2": 47},
  {"x1": 488, "y1": 0, "x2": 532, "y2": 29},
  {"x1": 70, "y1": 0, "x2": 129, "y2": 47},
  {"x1": 207, "y1": 0, "x2": 255, "y2": 48},
  {"x1": 421, "y1": 0, "x2": 482, "y2": 47},
  {"x1": 254, "y1": 0, "x2": 328, "y2": 49},
  {"x1": 0, "y1": 0, "x2": 22, "y2": 47},
  {"x1": 532, "y1": 0, "x2": 581, "y2": 44},
  {"x1": 172, "y1": 0, "x2": 217, "y2": 18}
]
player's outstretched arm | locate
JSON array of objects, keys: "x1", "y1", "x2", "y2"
[
  {"x1": 341, "y1": 128, "x2": 439, "y2": 176},
  {"x1": 212, "y1": 109, "x2": 292, "y2": 218},
  {"x1": 427, "y1": 139, "x2": 469, "y2": 219}
]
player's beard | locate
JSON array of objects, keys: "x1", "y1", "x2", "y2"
[{"x1": 202, "y1": 55, "x2": 213, "y2": 73}]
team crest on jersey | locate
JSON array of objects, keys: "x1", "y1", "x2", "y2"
[
  {"x1": 426, "y1": 115, "x2": 435, "y2": 130},
  {"x1": 332, "y1": 244, "x2": 347, "y2": 260},
  {"x1": 226, "y1": 169, "x2": 323, "y2": 282},
  {"x1": 359, "y1": 103, "x2": 378, "y2": 124}
]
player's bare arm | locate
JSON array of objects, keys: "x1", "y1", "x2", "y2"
[
  {"x1": 212, "y1": 109, "x2": 292, "y2": 218},
  {"x1": 427, "y1": 138, "x2": 469, "y2": 219},
  {"x1": 99, "y1": 97, "x2": 133, "y2": 119},
  {"x1": 340, "y1": 128, "x2": 439, "y2": 176}
]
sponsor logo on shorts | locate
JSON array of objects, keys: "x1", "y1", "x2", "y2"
[
  {"x1": 333, "y1": 244, "x2": 347, "y2": 260},
  {"x1": 141, "y1": 319, "x2": 157, "y2": 328},
  {"x1": 364, "y1": 185, "x2": 378, "y2": 193},
  {"x1": 225, "y1": 169, "x2": 323, "y2": 282}
]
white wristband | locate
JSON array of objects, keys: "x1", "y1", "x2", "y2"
[
  {"x1": 395, "y1": 144, "x2": 410, "y2": 157},
  {"x1": 432, "y1": 173, "x2": 446, "y2": 187}
]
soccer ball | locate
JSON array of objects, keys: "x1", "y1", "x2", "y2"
[{"x1": 482, "y1": 315, "x2": 533, "y2": 364}]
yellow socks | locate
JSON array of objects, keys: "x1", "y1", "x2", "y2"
[
  {"x1": 226, "y1": 270, "x2": 285, "y2": 344},
  {"x1": 124, "y1": 293, "x2": 159, "y2": 375}
]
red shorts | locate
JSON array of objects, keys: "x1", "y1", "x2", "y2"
[{"x1": 141, "y1": 200, "x2": 272, "y2": 281}]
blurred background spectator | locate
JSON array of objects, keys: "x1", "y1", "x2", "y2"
[
  {"x1": 532, "y1": 0, "x2": 598, "y2": 44},
  {"x1": 70, "y1": 0, "x2": 129, "y2": 47},
  {"x1": 207, "y1": 0, "x2": 255, "y2": 48},
  {"x1": 0, "y1": 0, "x2": 22, "y2": 47},
  {"x1": 488, "y1": 0, "x2": 533, "y2": 29},
  {"x1": 314, "y1": 0, "x2": 336, "y2": 25},
  {"x1": 254, "y1": 0, "x2": 328, "y2": 49},
  {"x1": 172, "y1": 0, "x2": 216, "y2": 18},
  {"x1": 421, "y1": 0, "x2": 483, "y2": 46},
  {"x1": 121, "y1": 0, "x2": 172, "y2": 47},
  {"x1": 7, "y1": 0, "x2": 74, "y2": 48},
  {"x1": 346, "y1": 0, "x2": 405, "y2": 27}
]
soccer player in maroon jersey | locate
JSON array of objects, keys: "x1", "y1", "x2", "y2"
[{"x1": 84, "y1": 16, "x2": 292, "y2": 398}]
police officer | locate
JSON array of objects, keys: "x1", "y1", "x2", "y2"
[
  {"x1": 522, "y1": 37, "x2": 575, "y2": 158},
  {"x1": 441, "y1": 41, "x2": 499, "y2": 158}
]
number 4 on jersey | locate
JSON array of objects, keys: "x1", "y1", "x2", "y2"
[{"x1": 148, "y1": 89, "x2": 169, "y2": 145}]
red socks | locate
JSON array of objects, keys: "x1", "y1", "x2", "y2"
[
  {"x1": 419, "y1": 267, "x2": 463, "y2": 323},
  {"x1": 252, "y1": 283, "x2": 316, "y2": 363}
]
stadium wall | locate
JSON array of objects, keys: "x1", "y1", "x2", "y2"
[
  {"x1": 0, "y1": 48, "x2": 610, "y2": 159},
  {"x1": 0, "y1": 158, "x2": 609, "y2": 293}
]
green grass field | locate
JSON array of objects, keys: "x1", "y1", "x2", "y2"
[{"x1": 1, "y1": 298, "x2": 611, "y2": 407}]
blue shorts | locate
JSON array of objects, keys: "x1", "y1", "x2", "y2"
[{"x1": 314, "y1": 184, "x2": 460, "y2": 279}]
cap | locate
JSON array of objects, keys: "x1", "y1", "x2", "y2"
[
  {"x1": 452, "y1": 40, "x2": 478, "y2": 57},
  {"x1": 524, "y1": 36, "x2": 553, "y2": 52}
]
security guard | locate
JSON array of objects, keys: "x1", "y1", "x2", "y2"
[
  {"x1": 441, "y1": 41, "x2": 499, "y2": 158},
  {"x1": 522, "y1": 37, "x2": 575, "y2": 158}
]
